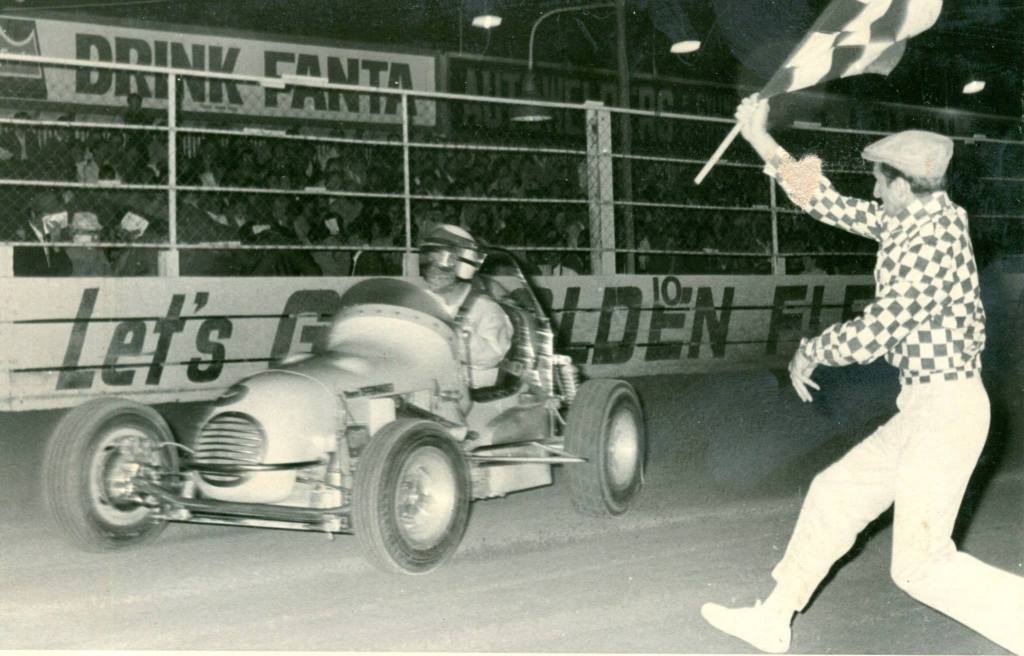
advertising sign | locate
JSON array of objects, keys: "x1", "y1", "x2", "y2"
[
  {"x1": 1, "y1": 274, "x2": 885, "y2": 411},
  {"x1": 447, "y1": 54, "x2": 738, "y2": 144},
  {"x1": 3, "y1": 272, "x2": 1022, "y2": 412},
  {"x1": 0, "y1": 15, "x2": 437, "y2": 125},
  {"x1": 446, "y1": 54, "x2": 1020, "y2": 141}
]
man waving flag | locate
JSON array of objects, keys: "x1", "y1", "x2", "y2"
[{"x1": 695, "y1": 0, "x2": 943, "y2": 183}]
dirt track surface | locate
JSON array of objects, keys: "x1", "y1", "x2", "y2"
[{"x1": 2, "y1": 366, "x2": 1022, "y2": 653}]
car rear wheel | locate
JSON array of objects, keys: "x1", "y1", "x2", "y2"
[
  {"x1": 353, "y1": 419, "x2": 471, "y2": 574},
  {"x1": 43, "y1": 398, "x2": 179, "y2": 550},
  {"x1": 563, "y1": 379, "x2": 646, "y2": 516}
]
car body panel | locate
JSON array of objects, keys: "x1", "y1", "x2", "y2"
[{"x1": 195, "y1": 370, "x2": 335, "y2": 503}]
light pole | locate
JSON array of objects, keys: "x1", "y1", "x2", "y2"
[
  {"x1": 472, "y1": 3, "x2": 701, "y2": 119},
  {"x1": 525, "y1": 3, "x2": 616, "y2": 70},
  {"x1": 510, "y1": 2, "x2": 616, "y2": 122},
  {"x1": 473, "y1": 2, "x2": 700, "y2": 270},
  {"x1": 498, "y1": 2, "x2": 634, "y2": 267},
  {"x1": 614, "y1": 0, "x2": 635, "y2": 272}
]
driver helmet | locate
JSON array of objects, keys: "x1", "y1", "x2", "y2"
[{"x1": 418, "y1": 223, "x2": 486, "y2": 281}]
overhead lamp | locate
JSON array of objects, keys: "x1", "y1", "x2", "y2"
[
  {"x1": 650, "y1": 0, "x2": 703, "y2": 56},
  {"x1": 962, "y1": 80, "x2": 986, "y2": 95},
  {"x1": 670, "y1": 39, "x2": 701, "y2": 54},
  {"x1": 471, "y1": 14, "x2": 502, "y2": 29},
  {"x1": 509, "y1": 3, "x2": 619, "y2": 124},
  {"x1": 510, "y1": 73, "x2": 551, "y2": 122}
]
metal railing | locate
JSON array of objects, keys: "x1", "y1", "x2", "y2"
[{"x1": 1, "y1": 52, "x2": 1021, "y2": 278}]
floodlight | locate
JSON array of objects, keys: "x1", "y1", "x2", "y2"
[
  {"x1": 670, "y1": 39, "x2": 701, "y2": 54},
  {"x1": 962, "y1": 80, "x2": 986, "y2": 95},
  {"x1": 471, "y1": 14, "x2": 502, "y2": 29}
]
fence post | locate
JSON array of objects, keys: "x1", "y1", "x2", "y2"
[
  {"x1": 162, "y1": 70, "x2": 180, "y2": 277},
  {"x1": 769, "y1": 176, "x2": 783, "y2": 275},
  {"x1": 0, "y1": 245, "x2": 12, "y2": 278},
  {"x1": 615, "y1": 0, "x2": 635, "y2": 274},
  {"x1": 585, "y1": 100, "x2": 616, "y2": 275},
  {"x1": 400, "y1": 92, "x2": 417, "y2": 277}
]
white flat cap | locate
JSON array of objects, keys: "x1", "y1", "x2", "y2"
[{"x1": 862, "y1": 130, "x2": 954, "y2": 179}]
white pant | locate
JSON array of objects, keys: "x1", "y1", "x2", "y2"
[{"x1": 771, "y1": 377, "x2": 1024, "y2": 653}]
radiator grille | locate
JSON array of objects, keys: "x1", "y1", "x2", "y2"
[{"x1": 194, "y1": 412, "x2": 265, "y2": 487}]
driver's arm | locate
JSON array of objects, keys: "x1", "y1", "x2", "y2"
[{"x1": 463, "y1": 295, "x2": 513, "y2": 369}]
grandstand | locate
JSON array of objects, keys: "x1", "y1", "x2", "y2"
[{"x1": 0, "y1": 13, "x2": 1020, "y2": 278}]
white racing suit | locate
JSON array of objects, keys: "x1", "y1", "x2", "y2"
[{"x1": 429, "y1": 281, "x2": 513, "y2": 388}]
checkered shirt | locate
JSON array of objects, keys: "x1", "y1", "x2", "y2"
[{"x1": 765, "y1": 149, "x2": 986, "y2": 385}]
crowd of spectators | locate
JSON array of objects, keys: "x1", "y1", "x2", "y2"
[{"x1": 2, "y1": 97, "x2": 1020, "y2": 278}]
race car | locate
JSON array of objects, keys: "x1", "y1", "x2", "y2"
[{"x1": 42, "y1": 250, "x2": 646, "y2": 574}]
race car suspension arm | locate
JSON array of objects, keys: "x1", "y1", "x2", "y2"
[
  {"x1": 185, "y1": 458, "x2": 327, "y2": 474},
  {"x1": 469, "y1": 441, "x2": 585, "y2": 464},
  {"x1": 133, "y1": 478, "x2": 352, "y2": 529}
]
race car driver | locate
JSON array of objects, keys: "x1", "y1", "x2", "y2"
[{"x1": 419, "y1": 223, "x2": 513, "y2": 388}]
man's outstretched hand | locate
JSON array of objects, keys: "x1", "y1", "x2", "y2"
[
  {"x1": 788, "y1": 349, "x2": 821, "y2": 403},
  {"x1": 735, "y1": 94, "x2": 768, "y2": 137},
  {"x1": 734, "y1": 94, "x2": 777, "y2": 162}
]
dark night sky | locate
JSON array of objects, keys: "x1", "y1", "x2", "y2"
[{"x1": 2, "y1": 0, "x2": 1021, "y2": 118}]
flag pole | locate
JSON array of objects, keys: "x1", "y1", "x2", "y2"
[{"x1": 693, "y1": 122, "x2": 742, "y2": 185}]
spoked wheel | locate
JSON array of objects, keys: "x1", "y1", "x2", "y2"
[
  {"x1": 353, "y1": 419, "x2": 471, "y2": 574},
  {"x1": 563, "y1": 379, "x2": 646, "y2": 516},
  {"x1": 43, "y1": 398, "x2": 179, "y2": 550}
]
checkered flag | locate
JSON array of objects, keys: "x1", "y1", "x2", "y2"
[
  {"x1": 695, "y1": 0, "x2": 943, "y2": 184},
  {"x1": 760, "y1": 0, "x2": 943, "y2": 97}
]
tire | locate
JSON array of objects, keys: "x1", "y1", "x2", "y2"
[
  {"x1": 353, "y1": 419, "x2": 471, "y2": 574},
  {"x1": 563, "y1": 379, "x2": 646, "y2": 516},
  {"x1": 43, "y1": 397, "x2": 178, "y2": 550}
]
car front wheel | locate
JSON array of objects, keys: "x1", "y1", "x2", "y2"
[
  {"x1": 43, "y1": 398, "x2": 179, "y2": 550},
  {"x1": 353, "y1": 419, "x2": 471, "y2": 574}
]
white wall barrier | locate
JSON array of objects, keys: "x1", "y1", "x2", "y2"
[{"x1": 3, "y1": 272, "x2": 1021, "y2": 412}]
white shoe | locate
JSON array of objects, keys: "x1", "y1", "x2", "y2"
[{"x1": 700, "y1": 600, "x2": 792, "y2": 653}]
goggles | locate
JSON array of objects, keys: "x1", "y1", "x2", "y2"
[{"x1": 419, "y1": 246, "x2": 485, "y2": 278}]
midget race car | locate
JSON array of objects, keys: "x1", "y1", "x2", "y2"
[{"x1": 42, "y1": 251, "x2": 646, "y2": 574}]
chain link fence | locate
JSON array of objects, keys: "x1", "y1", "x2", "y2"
[{"x1": 1, "y1": 54, "x2": 1021, "y2": 278}]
